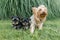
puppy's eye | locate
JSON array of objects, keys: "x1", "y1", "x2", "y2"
[{"x1": 39, "y1": 9, "x2": 41, "y2": 11}]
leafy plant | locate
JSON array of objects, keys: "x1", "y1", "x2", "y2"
[{"x1": 0, "y1": 0, "x2": 60, "y2": 19}]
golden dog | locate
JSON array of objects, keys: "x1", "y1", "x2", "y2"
[{"x1": 30, "y1": 5, "x2": 48, "y2": 33}]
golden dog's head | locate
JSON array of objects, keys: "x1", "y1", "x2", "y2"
[
  {"x1": 37, "y1": 5, "x2": 47, "y2": 18},
  {"x1": 32, "y1": 5, "x2": 48, "y2": 19}
]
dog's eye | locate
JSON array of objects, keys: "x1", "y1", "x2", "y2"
[{"x1": 39, "y1": 9, "x2": 42, "y2": 11}]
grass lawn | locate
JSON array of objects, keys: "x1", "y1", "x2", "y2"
[{"x1": 0, "y1": 19, "x2": 60, "y2": 40}]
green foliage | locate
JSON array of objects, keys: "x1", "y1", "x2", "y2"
[
  {"x1": 0, "y1": 0, "x2": 60, "y2": 19},
  {"x1": 0, "y1": 19, "x2": 60, "y2": 40}
]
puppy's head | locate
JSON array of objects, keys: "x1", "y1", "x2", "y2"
[
  {"x1": 11, "y1": 16, "x2": 20, "y2": 25},
  {"x1": 21, "y1": 18, "x2": 30, "y2": 26},
  {"x1": 32, "y1": 5, "x2": 48, "y2": 19}
]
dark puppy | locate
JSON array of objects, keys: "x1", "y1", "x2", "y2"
[
  {"x1": 11, "y1": 16, "x2": 22, "y2": 29},
  {"x1": 21, "y1": 18, "x2": 31, "y2": 30}
]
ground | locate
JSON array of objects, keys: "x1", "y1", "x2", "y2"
[{"x1": 0, "y1": 19, "x2": 60, "y2": 40}]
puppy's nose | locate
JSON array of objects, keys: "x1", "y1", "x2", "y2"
[
  {"x1": 14, "y1": 19, "x2": 17, "y2": 21},
  {"x1": 14, "y1": 19, "x2": 16, "y2": 20}
]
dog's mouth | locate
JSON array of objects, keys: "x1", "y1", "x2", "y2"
[{"x1": 40, "y1": 12, "x2": 47, "y2": 18}]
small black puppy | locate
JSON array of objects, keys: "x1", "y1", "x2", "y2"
[
  {"x1": 21, "y1": 18, "x2": 31, "y2": 30},
  {"x1": 11, "y1": 16, "x2": 22, "y2": 29}
]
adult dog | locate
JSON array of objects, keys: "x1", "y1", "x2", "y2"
[{"x1": 30, "y1": 5, "x2": 48, "y2": 33}]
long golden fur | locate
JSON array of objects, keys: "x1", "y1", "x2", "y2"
[{"x1": 30, "y1": 5, "x2": 48, "y2": 33}]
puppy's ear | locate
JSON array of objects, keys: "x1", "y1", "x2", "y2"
[
  {"x1": 32, "y1": 7, "x2": 37, "y2": 15},
  {"x1": 17, "y1": 16, "x2": 20, "y2": 20},
  {"x1": 11, "y1": 16, "x2": 13, "y2": 19},
  {"x1": 28, "y1": 18, "x2": 31, "y2": 21},
  {"x1": 20, "y1": 18, "x2": 23, "y2": 22}
]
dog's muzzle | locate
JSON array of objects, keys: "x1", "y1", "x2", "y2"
[{"x1": 12, "y1": 22, "x2": 19, "y2": 25}]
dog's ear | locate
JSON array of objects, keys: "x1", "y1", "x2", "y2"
[
  {"x1": 45, "y1": 7, "x2": 48, "y2": 16},
  {"x1": 17, "y1": 16, "x2": 20, "y2": 20},
  {"x1": 11, "y1": 16, "x2": 13, "y2": 19},
  {"x1": 32, "y1": 7, "x2": 37, "y2": 15},
  {"x1": 20, "y1": 18, "x2": 23, "y2": 22},
  {"x1": 28, "y1": 18, "x2": 31, "y2": 21}
]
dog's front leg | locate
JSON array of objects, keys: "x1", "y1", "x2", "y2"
[
  {"x1": 38, "y1": 23, "x2": 43, "y2": 30},
  {"x1": 30, "y1": 23, "x2": 35, "y2": 34}
]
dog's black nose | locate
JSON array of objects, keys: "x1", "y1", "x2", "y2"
[{"x1": 14, "y1": 19, "x2": 16, "y2": 20}]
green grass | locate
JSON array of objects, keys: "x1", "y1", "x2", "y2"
[{"x1": 0, "y1": 19, "x2": 60, "y2": 40}]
